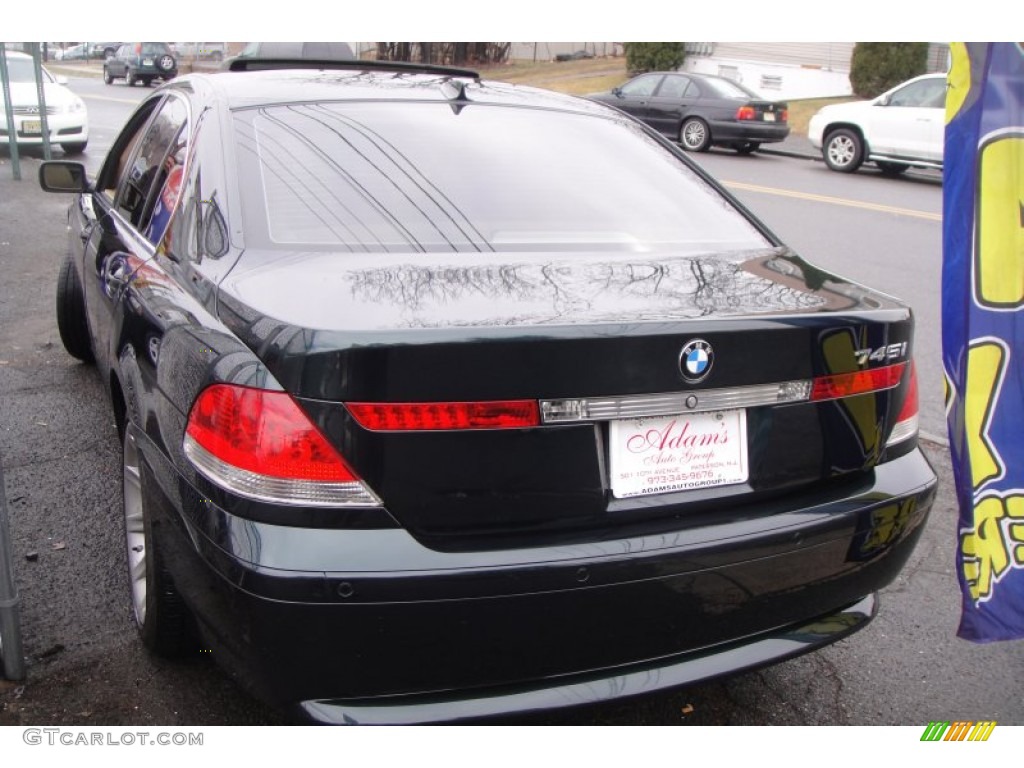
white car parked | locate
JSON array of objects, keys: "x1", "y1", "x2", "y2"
[
  {"x1": 0, "y1": 51, "x2": 89, "y2": 155},
  {"x1": 808, "y1": 73, "x2": 946, "y2": 175}
]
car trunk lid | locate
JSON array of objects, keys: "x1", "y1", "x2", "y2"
[{"x1": 217, "y1": 246, "x2": 914, "y2": 545}]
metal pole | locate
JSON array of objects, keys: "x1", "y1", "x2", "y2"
[
  {"x1": 29, "y1": 43, "x2": 52, "y2": 161},
  {"x1": 0, "y1": 461, "x2": 26, "y2": 681},
  {"x1": 0, "y1": 42, "x2": 23, "y2": 180}
]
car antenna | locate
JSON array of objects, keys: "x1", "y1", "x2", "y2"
[{"x1": 440, "y1": 79, "x2": 470, "y2": 114}]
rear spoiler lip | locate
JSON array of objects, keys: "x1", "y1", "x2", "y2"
[{"x1": 225, "y1": 57, "x2": 480, "y2": 80}]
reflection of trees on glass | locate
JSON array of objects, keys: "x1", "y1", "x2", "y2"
[
  {"x1": 347, "y1": 250, "x2": 828, "y2": 327},
  {"x1": 233, "y1": 95, "x2": 766, "y2": 256}
]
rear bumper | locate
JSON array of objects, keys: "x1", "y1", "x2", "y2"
[
  {"x1": 708, "y1": 120, "x2": 791, "y2": 144},
  {"x1": 138, "y1": 430, "x2": 935, "y2": 722},
  {"x1": 302, "y1": 594, "x2": 877, "y2": 724}
]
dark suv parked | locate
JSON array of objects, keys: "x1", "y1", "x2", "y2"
[{"x1": 104, "y1": 43, "x2": 177, "y2": 87}]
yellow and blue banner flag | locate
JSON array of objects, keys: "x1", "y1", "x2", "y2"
[{"x1": 942, "y1": 42, "x2": 1024, "y2": 641}]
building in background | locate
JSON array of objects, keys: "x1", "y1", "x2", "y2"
[{"x1": 683, "y1": 42, "x2": 951, "y2": 100}]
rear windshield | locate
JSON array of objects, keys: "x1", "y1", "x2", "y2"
[
  {"x1": 233, "y1": 100, "x2": 769, "y2": 254},
  {"x1": 700, "y1": 77, "x2": 759, "y2": 100},
  {"x1": 141, "y1": 43, "x2": 170, "y2": 56}
]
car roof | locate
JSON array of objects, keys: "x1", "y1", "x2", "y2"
[
  {"x1": 172, "y1": 67, "x2": 616, "y2": 117},
  {"x1": 637, "y1": 71, "x2": 726, "y2": 79}
]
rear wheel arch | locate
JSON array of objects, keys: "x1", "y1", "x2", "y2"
[
  {"x1": 122, "y1": 422, "x2": 197, "y2": 658},
  {"x1": 825, "y1": 122, "x2": 868, "y2": 145},
  {"x1": 111, "y1": 374, "x2": 127, "y2": 438},
  {"x1": 113, "y1": 343, "x2": 148, "y2": 443}
]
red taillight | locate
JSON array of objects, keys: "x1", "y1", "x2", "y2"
[
  {"x1": 347, "y1": 400, "x2": 540, "y2": 431},
  {"x1": 779, "y1": 108, "x2": 789, "y2": 123},
  {"x1": 895, "y1": 361, "x2": 919, "y2": 422},
  {"x1": 134, "y1": 43, "x2": 142, "y2": 55},
  {"x1": 736, "y1": 105, "x2": 757, "y2": 121},
  {"x1": 810, "y1": 363, "x2": 907, "y2": 401},
  {"x1": 186, "y1": 384, "x2": 356, "y2": 482},
  {"x1": 887, "y1": 361, "x2": 919, "y2": 446}
]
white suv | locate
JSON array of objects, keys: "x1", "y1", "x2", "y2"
[{"x1": 808, "y1": 73, "x2": 946, "y2": 175}]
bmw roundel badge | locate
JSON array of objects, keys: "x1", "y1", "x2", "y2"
[{"x1": 679, "y1": 339, "x2": 714, "y2": 383}]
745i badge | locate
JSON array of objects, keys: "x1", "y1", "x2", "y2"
[{"x1": 854, "y1": 342, "x2": 907, "y2": 366}]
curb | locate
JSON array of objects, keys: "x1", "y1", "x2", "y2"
[{"x1": 758, "y1": 143, "x2": 819, "y2": 161}]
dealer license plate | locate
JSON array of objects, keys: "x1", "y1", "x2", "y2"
[
  {"x1": 23, "y1": 120, "x2": 41, "y2": 134},
  {"x1": 143, "y1": 58, "x2": 153, "y2": 66},
  {"x1": 609, "y1": 410, "x2": 748, "y2": 498},
  {"x1": 763, "y1": 112, "x2": 776, "y2": 122}
]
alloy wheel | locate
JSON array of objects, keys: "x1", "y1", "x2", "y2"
[{"x1": 828, "y1": 136, "x2": 855, "y2": 167}]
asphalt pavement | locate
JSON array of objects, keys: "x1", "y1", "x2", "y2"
[{"x1": 760, "y1": 133, "x2": 818, "y2": 160}]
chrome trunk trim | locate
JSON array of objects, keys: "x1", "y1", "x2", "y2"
[{"x1": 540, "y1": 380, "x2": 812, "y2": 423}]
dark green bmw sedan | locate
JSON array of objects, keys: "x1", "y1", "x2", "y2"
[{"x1": 38, "y1": 58, "x2": 934, "y2": 723}]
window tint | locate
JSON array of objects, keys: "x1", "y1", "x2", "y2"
[
  {"x1": 144, "y1": 138, "x2": 188, "y2": 245},
  {"x1": 620, "y1": 75, "x2": 661, "y2": 98},
  {"x1": 140, "y1": 43, "x2": 171, "y2": 56},
  {"x1": 888, "y1": 78, "x2": 946, "y2": 108},
  {"x1": 115, "y1": 97, "x2": 188, "y2": 232},
  {"x1": 98, "y1": 99, "x2": 160, "y2": 202},
  {"x1": 657, "y1": 76, "x2": 692, "y2": 100},
  {"x1": 699, "y1": 77, "x2": 759, "y2": 100},
  {"x1": 166, "y1": 164, "x2": 200, "y2": 261},
  {"x1": 166, "y1": 163, "x2": 229, "y2": 263},
  {"x1": 234, "y1": 102, "x2": 768, "y2": 254}
]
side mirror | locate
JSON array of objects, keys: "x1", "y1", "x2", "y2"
[
  {"x1": 612, "y1": 86, "x2": 622, "y2": 97},
  {"x1": 38, "y1": 161, "x2": 90, "y2": 193},
  {"x1": 877, "y1": 94, "x2": 891, "y2": 107},
  {"x1": 55, "y1": 75, "x2": 69, "y2": 85}
]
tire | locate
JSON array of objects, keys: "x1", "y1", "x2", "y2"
[
  {"x1": 823, "y1": 128, "x2": 864, "y2": 173},
  {"x1": 103, "y1": 67, "x2": 113, "y2": 85},
  {"x1": 679, "y1": 118, "x2": 711, "y2": 152},
  {"x1": 125, "y1": 69, "x2": 136, "y2": 87},
  {"x1": 61, "y1": 141, "x2": 87, "y2": 155},
  {"x1": 157, "y1": 55, "x2": 176, "y2": 73},
  {"x1": 55, "y1": 254, "x2": 95, "y2": 363},
  {"x1": 142, "y1": 77, "x2": 153, "y2": 87},
  {"x1": 123, "y1": 427, "x2": 195, "y2": 658},
  {"x1": 877, "y1": 161, "x2": 910, "y2": 176},
  {"x1": 735, "y1": 142, "x2": 760, "y2": 155}
]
